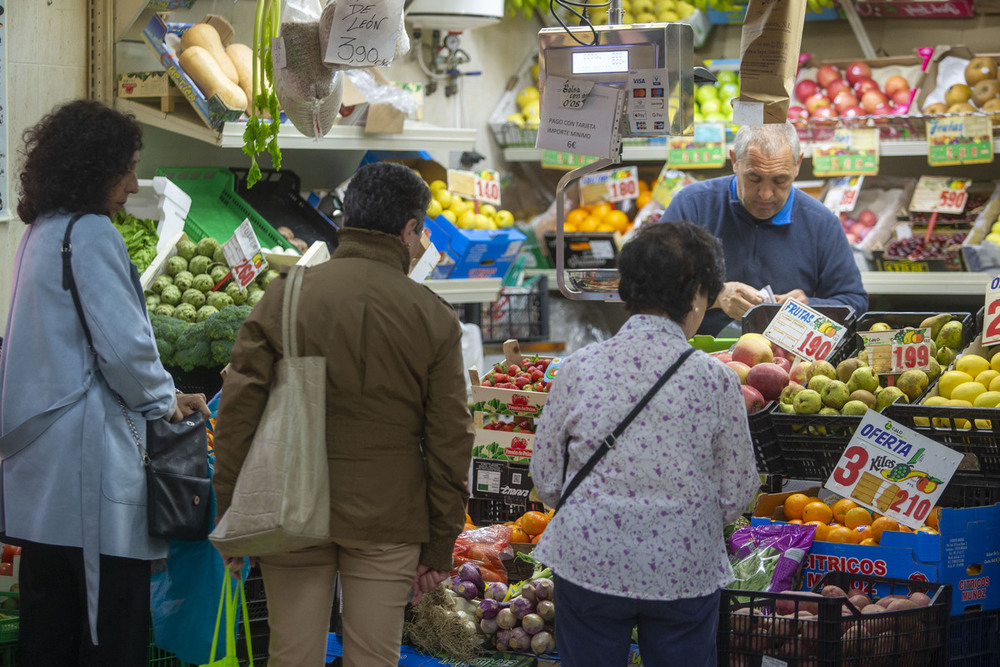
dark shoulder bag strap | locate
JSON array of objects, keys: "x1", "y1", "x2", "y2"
[
  {"x1": 556, "y1": 346, "x2": 696, "y2": 512},
  {"x1": 61, "y1": 214, "x2": 95, "y2": 353}
]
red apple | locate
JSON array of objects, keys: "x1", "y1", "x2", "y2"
[
  {"x1": 774, "y1": 345, "x2": 794, "y2": 361},
  {"x1": 891, "y1": 104, "x2": 910, "y2": 115},
  {"x1": 787, "y1": 105, "x2": 810, "y2": 124},
  {"x1": 853, "y1": 78, "x2": 880, "y2": 96},
  {"x1": 861, "y1": 90, "x2": 888, "y2": 113},
  {"x1": 741, "y1": 384, "x2": 766, "y2": 414},
  {"x1": 805, "y1": 93, "x2": 832, "y2": 114},
  {"x1": 746, "y1": 363, "x2": 790, "y2": 402},
  {"x1": 826, "y1": 79, "x2": 851, "y2": 99},
  {"x1": 732, "y1": 333, "x2": 774, "y2": 367},
  {"x1": 846, "y1": 61, "x2": 873, "y2": 86},
  {"x1": 891, "y1": 89, "x2": 913, "y2": 107},
  {"x1": 726, "y1": 361, "x2": 752, "y2": 384},
  {"x1": 850, "y1": 222, "x2": 869, "y2": 240},
  {"x1": 884, "y1": 75, "x2": 910, "y2": 98},
  {"x1": 841, "y1": 105, "x2": 866, "y2": 118},
  {"x1": 833, "y1": 90, "x2": 859, "y2": 113},
  {"x1": 811, "y1": 105, "x2": 837, "y2": 124},
  {"x1": 872, "y1": 103, "x2": 893, "y2": 116},
  {"x1": 773, "y1": 357, "x2": 792, "y2": 373},
  {"x1": 789, "y1": 362, "x2": 811, "y2": 386},
  {"x1": 710, "y1": 351, "x2": 733, "y2": 364},
  {"x1": 858, "y1": 209, "x2": 878, "y2": 227},
  {"x1": 816, "y1": 64, "x2": 842, "y2": 89},
  {"x1": 795, "y1": 79, "x2": 821, "y2": 104}
]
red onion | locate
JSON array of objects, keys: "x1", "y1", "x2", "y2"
[{"x1": 455, "y1": 580, "x2": 478, "y2": 600}]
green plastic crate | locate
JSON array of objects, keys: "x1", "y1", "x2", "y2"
[
  {"x1": 155, "y1": 167, "x2": 294, "y2": 252},
  {"x1": 688, "y1": 335, "x2": 737, "y2": 353},
  {"x1": 0, "y1": 592, "x2": 18, "y2": 645}
]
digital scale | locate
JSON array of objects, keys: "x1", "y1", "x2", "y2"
[{"x1": 535, "y1": 6, "x2": 707, "y2": 301}]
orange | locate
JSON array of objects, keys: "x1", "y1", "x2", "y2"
[
  {"x1": 806, "y1": 521, "x2": 831, "y2": 542},
  {"x1": 510, "y1": 526, "x2": 530, "y2": 543},
  {"x1": 605, "y1": 209, "x2": 630, "y2": 232},
  {"x1": 844, "y1": 507, "x2": 873, "y2": 530},
  {"x1": 855, "y1": 525, "x2": 873, "y2": 543},
  {"x1": 531, "y1": 533, "x2": 542, "y2": 544},
  {"x1": 802, "y1": 501, "x2": 833, "y2": 525},
  {"x1": 827, "y1": 525, "x2": 856, "y2": 543},
  {"x1": 590, "y1": 202, "x2": 614, "y2": 220},
  {"x1": 636, "y1": 191, "x2": 653, "y2": 209},
  {"x1": 787, "y1": 519, "x2": 803, "y2": 524},
  {"x1": 578, "y1": 216, "x2": 601, "y2": 233},
  {"x1": 783, "y1": 493, "x2": 812, "y2": 521},
  {"x1": 596, "y1": 223, "x2": 617, "y2": 232},
  {"x1": 859, "y1": 538, "x2": 878, "y2": 546},
  {"x1": 638, "y1": 179, "x2": 650, "y2": 192},
  {"x1": 831, "y1": 498, "x2": 859, "y2": 524},
  {"x1": 917, "y1": 526, "x2": 940, "y2": 535},
  {"x1": 566, "y1": 208, "x2": 589, "y2": 227},
  {"x1": 926, "y1": 506, "x2": 942, "y2": 530},
  {"x1": 870, "y1": 516, "x2": 900, "y2": 543},
  {"x1": 520, "y1": 510, "x2": 549, "y2": 537},
  {"x1": 563, "y1": 223, "x2": 579, "y2": 232},
  {"x1": 898, "y1": 525, "x2": 913, "y2": 533}
]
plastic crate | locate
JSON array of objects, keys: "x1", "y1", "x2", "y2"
[
  {"x1": 855, "y1": 311, "x2": 976, "y2": 355},
  {"x1": 459, "y1": 275, "x2": 550, "y2": 344},
  {"x1": 768, "y1": 410, "x2": 867, "y2": 481},
  {"x1": 236, "y1": 617, "x2": 269, "y2": 667},
  {"x1": 948, "y1": 609, "x2": 999, "y2": 667},
  {"x1": 883, "y1": 402, "x2": 1000, "y2": 478},
  {"x1": 505, "y1": 543, "x2": 537, "y2": 584},
  {"x1": 748, "y1": 402, "x2": 782, "y2": 475},
  {"x1": 244, "y1": 567, "x2": 268, "y2": 624},
  {"x1": 467, "y1": 497, "x2": 545, "y2": 526},
  {"x1": 155, "y1": 167, "x2": 294, "y2": 252},
  {"x1": 719, "y1": 572, "x2": 951, "y2": 667},
  {"x1": 165, "y1": 364, "x2": 226, "y2": 399},
  {"x1": 741, "y1": 304, "x2": 858, "y2": 366},
  {"x1": 0, "y1": 592, "x2": 17, "y2": 645},
  {"x1": 231, "y1": 168, "x2": 340, "y2": 255}
]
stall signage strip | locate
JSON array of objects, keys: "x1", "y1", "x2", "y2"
[
  {"x1": 580, "y1": 166, "x2": 639, "y2": 205},
  {"x1": 762, "y1": 299, "x2": 847, "y2": 362},
  {"x1": 824, "y1": 411, "x2": 963, "y2": 529},
  {"x1": 812, "y1": 129, "x2": 880, "y2": 177},
  {"x1": 667, "y1": 123, "x2": 725, "y2": 168},
  {"x1": 909, "y1": 176, "x2": 972, "y2": 215},
  {"x1": 927, "y1": 115, "x2": 994, "y2": 167},
  {"x1": 822, "y1": 176, "x2": 865, "y2": 214},
  {"x1": 857, "y1": 328, "x2": 932, "y2": 374}
]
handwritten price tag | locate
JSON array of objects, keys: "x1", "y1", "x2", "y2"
[
  {"x1": 983, "y1": 276, "x2": 1000, "y2": 346},
  {"x1": 473, "y1": 170, "x2": 502, "y2": 206},
  {"x1": 222, "y1": 220, "x2": 268, "y2": 289},
  {"x1": 909, "y1": 176, "x2": 972, "y2": 215},
  {"x1": 323, "y1": 0, "x2": 403, "y2": 68},
  {"x1": 823, "y1": 176, "x2": 865, "y2": 214},
  {"x1": 824, "y1": 411, "x2": 963, "y2": 529},
  {"x1": 761, "y1": 299, "x2": 847, "y2": 363},
  {"x1": 607, "y1": 167, "x2": 639, "y2": 203}
]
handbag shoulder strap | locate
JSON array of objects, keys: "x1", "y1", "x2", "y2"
[
  {"x1": 556, "y1": 346, "x2": 696, "y2": 512},
  {"x1": 61, "y1": 214, "x2": 94, "y2": 353},
  {"x1": 281, "y1": 265, "x2": 306, "y2": 358}
]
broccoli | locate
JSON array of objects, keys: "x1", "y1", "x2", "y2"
[
  {"x1": 165, "y1": 255, "x2": 188, "y2": 277},
  {"x1": 150, "y1": 313, "x2": 189, "y2": 365},
  {"x1": 203, "y1": 305, "x2": 252, "y2": 342},
  {"x1": 210, "y1": 339, "x2": 235, "y2": 366},
  {"x1": 182, "y1": 288, "x2": 206, "y2": 308},
  {"x1": 206, "y1": 291, "x2": 234, "y2": 311},
  {"x1": 151, "y1": 274, "x2": 173, "y2": 294},
  {"x1": 175, "y1": 239, "x2": 197, "y2": 261},
  {"x1": 173, "y1": 302, "x2": 198, "y2": 323},
  {"x1": 196, "y1": 237, "x2": 219, "y2": 258},
  {"x1": 192, "y1": 273, "x2": 214, "y2": 293},
  {"x1": 196, "y1": 305, "x2": 219, "y2": 322},
  {"x1": 153, "y1": 304, "x2": 176, "y2": 317},
  {"x1": 225, "y1": 282, "x2": 248, "y2": 305},
  {"x1": 189, "y1": 255, "x2": 213, "y2": 276},
  {"x1": 172, "y1": 321, "x2": 211, "y2": 371},
  {"x1": 210, "y1": 264, "x2": 230, "y2": 285},
  {"x1": 160, "y1": 284, "x2": 182, "y2": 306},
  {"x1": 213, "y1": 246, "x2": 228, "y2": 264},
  {"x1": 174, "y1": 270, "x2": 194, "y2": 292}
]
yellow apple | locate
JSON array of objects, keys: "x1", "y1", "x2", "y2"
[
  {"x1": 429, "y1": 179, "x2": 447, "y2": 193},
  {"x1": 457, "y1": 211, "x2": 477, "y2": 229},
  {"x1": 479, "y1": 204, "x2": 497, "y2": 219},
  {"x1": 440, "y1": 210, "x2": 456, "y2": 224},
  {"x1": 426, "y1": 199, "x2": 442, "y2": 218},
  {"x1": 433, "y1": 189, "x2": 453, "y2": 209},
  {"x1": 494, "y1": 210, "x2": 515, "y2": 228},
  {"x1": 473, "y1": 214, "x2": 493, "y2": 230}
]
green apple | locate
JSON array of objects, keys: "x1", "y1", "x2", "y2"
[
  {"x1": 700, "y1": 99, "x2": 722, "y2": 115},
  {"x1": 716, "y1": 70, "x2": 739, "y2": 86},
  {"x1": 696, "y1": 85, "x2": 719, "y2": 104},
  {"x1": 719, "y1": 82, "x2": 740, "y2": 99}
]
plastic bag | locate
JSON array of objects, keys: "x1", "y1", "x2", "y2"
[
  {"x1": 451, "y1": 524, "x2": 512, "y2": 585},
  {"x1": 343, "y1": 69, "x2": 419, "y2": 115},
  {"x1": 726, "y1": 522, "x2": 815, "y2": 594}
]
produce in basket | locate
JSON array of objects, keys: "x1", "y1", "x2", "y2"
[
  {"x1": 111, "y1": 211, "x2": 159, "y2": 273},
  {"x1": 479, "y1": 356, "x2": 554, "y2": 393},
  {"x1": 451, "y1": 524, "x2": 512, "y2": 586}
]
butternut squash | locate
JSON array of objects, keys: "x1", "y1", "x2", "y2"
[
  {"x1": 179, "y1": 46, "x2": 248, "y2": 112},
  {"x1": 180, "y1": 23, "x2": 239, "y2": 85},
  {"x1": 225, "y1": 43, "x2": 255, "y2": 115}
]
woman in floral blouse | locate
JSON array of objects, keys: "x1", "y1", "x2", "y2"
[{"x1": 530, "y1": 220, "x2": 760, "y2": 666}]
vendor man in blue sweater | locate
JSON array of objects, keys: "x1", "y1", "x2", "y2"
[{"x1": 662, "y1": 122, "x2": 868, "y2": 336}]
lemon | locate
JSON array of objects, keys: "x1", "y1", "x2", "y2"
[
  {"x1": 429, "y1": 179, "x2": 448, "y2": 193},
  {"x1": 479, "y1": 204, "x2": 497, "y2": 219},
  {"x1": 456, "y1": 210, "x2": 477, "y2": 230},
  {"x1": 990, "y1": 374, "x2": 1000, "y2": 392},
  {"x1": 992, "y1": 351, "x2": 1000, "y2": 373},
  {"x1": 938, "y1": 370, "x2": 974, "y2": 399},
  {"x1": 975, "y1": 369, "x2": 1000, "y2": 388},
  {"x1": 974, "y1": 390, "x2": 1000, "y2": 408},
  {"x1": 426, "y1": 199, "x2": 442, "y2": 218},
  {"x1": 951, "y1": 381, "x2": 987, "y2": 404},
  {"x1": 956, "y1": 354, "x2": 990, "y2": 379},
  {"x1": 473, "y1": 214, "x2": 494, "y2": 230},
  {"x1": 440, "y1": 210, "x2": 456, "y2": 224},
  {"x1": 920, "y1": 394, "x2": 947, "y2": 426},
  {"x1": 433, "y1": 189, "x2": 453, "y2": 209}
]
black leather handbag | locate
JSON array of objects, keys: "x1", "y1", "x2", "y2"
[{"x1": 63, "y1": 214, "x2": 211, "y2": 541}]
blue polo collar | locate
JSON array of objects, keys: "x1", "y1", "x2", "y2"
[{"x1": 729, "y1": 175, "x2": 794, "y2": 226}]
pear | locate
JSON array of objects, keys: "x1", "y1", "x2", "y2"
[
  {"x1": 793, "y1": 389, "x2": 823, "y2": 414},
  {"x1": 929, "y1": 339, "x2": 938, "y2": 359},
  {"x1": 837, "y1": 358, "x2": 863, "y2": 383},
  {"x1": 777, "y1": 401, "x2": 796, "y2": 414},
  {"x1": 808, "y1": 360, "x2": 837, "y2": 381},
  {"x1": 897, "y1": 369, "x2": 929, "y2": 402},
  {"x1": 926, "y1": 358, "x2": 942, "y2": 383},
  {"x1": 842, "y1": 400, "x2": 870, "y2": 416},
  {"x1": 847, "y1": 366, "x2": 880, "y2": 394},
  {"x1": 821, "y1": 380, "x2": 851, "y2": 410},
  {"x1": 937, "y1": 346, "x2": 957, "y2": 367},
  {"x1": 807, "y1": 374, "x2": 833, "y2": 394},
  {"x1": 780, "y1": 382, "x2": 805, "y2": 405},
  {"x1": 848, "y1": 389, "x2": 877, "y2": 409},
  {"x1": 935, "y1": 320, "x2": 963, "y2": 351},
  {"x1": 869, "y1": 322, "x2": 892, "y2": 332},
  {"x1": 876, "y1": 386, "x2": 908, "y2": 411},
  {"x1": 918, "y1": 313, "x2": 952, "y2": 341}
]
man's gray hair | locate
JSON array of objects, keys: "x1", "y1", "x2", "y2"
[{"x1": 733, "y1": 123, "x2": 801, "y2": 162}]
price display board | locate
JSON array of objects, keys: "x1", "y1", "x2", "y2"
[
  {"x1": 822, "y1": 176, "x2": 865, "y2": 214},
  {"x1": 667, "y1": 123, "x2": 725, "y2": 168},
  {"x1": 222, "y1": 220, "x2": 268, "y2": 289},
  {"x1": 579, "y1": 166, "x2": 639, "y2": 205},
  {"x1": 322, "y1": 0, "x2": 403, "y2": 68},
  {"x1": 447, "y1": 169, "x2": 502, "y2": 207},
  {"x1": 857, "y1": 328, "x2": 932, "y2": 374},
  {"x1": 812, "y1": 129, "x2": 880, "y2": 177},
  {"x1": 927, "y1": 115, "x2": 994, "y2": 167},
  {"x1": 824, "y1": 411, "x2": 964, "y2": 529},
  {"x1": 983, "y1": 275, "x2": 1000, "y2": 346},
  {"x1": 761, "y1": 299, "x2": 847, "y2": 363},
  {"x1": 541, "y1": 150, "x2": 600, "y2": 170},
  {"x1": 909, "y1": 176, "x2": 972, "y2": 215}
]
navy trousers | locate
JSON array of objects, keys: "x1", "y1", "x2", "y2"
[{"x1": 552, "y1": 573, "x2": 720, "y2": 667}]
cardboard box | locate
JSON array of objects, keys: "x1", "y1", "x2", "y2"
[
  {"x1": 708, "y1": 2, "x2": 839, "y2": 23},
  {"x1": 916, "y1": 45, "x2": 1000, "y2": 112},
  {"x1": 338, "y1": 69, "x2": 407, "y2": 134},
  {"x1": 146, "y1": 0, "x2": 197, "y2": 8},
  {"x1": 426, "y1": 214, "x2": 526, "y2": 279},
  {"x1": 543, "y1": 231, "x2": 620, "y2": 270},
  {"x1": 118, "y1": 71, "x2": 176, "y2": 98},
  {"x1": 141, "y1": 14, "x2": 244, "y2": 131},
  {"x1": 961, "y1": 183, "x2": 1000, "y2": 272},
  {"x1": 469, "y1": 365, "x2": 551, "y2": 418},
  {"x1": 357, "y1": 150, "x2": 447, "y2": 186},
  {"x1": 752, "y1": 487, "x2": 1000, "y2": 615},
  {"x1": 0, "y1": 554, "x2": 20, "y2": 593},
  {"x1": 471, "y1": 458, "x2": 534, "y2": 503},
  {"x1": 472, "y1": 412, "x2": 535, "y2": 461}
]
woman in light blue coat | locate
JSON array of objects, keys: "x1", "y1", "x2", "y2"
[{"x1": 0, "y1": 100, "x2": 208, "y2": 665}]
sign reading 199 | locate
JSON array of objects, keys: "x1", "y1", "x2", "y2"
[
  {"x1": 795, "y1": 321, "x2": 839, "y2": 360},
  {"x1": 984, "y1": 275, "x2": 1000, "y2": 346}
]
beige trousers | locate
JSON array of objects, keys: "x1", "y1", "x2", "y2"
[{"x1": 258, "y1": 539, "x2": 421, "y2": 667}]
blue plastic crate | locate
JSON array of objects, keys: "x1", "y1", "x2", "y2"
[{"x1": 425, "y1": 214, "x2": 525, "y2": 280}]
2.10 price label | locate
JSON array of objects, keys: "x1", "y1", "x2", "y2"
[
  {"x1": 762, "y1": 299, "x2": 847, "y2": 363},
  {"x1": 983, "y1": 275, "x2": 1000, "y2": 346},
  {"x1": 824, "y1": 411, "x2": 963, "y2": 529}
]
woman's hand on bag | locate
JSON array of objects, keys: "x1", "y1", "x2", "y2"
[
  {"x1": 222, "y1": 555, "x2": 257, "y2": 578},
  {"x1": 171, "y1": 392, "x2": 211, "y2": 422},
  {"x1": 411, "y1": 564, "x2": 449, "y2": 605}
]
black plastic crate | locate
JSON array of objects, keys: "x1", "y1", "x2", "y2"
[
  {"x1": 719, "y1": 572, "x2": 951, "y2": 667},
  {"x1": 855, "y1": 311, "x2": 976, "y2": 355},
  {"x1": 884, "y1": 403, "x2": 1000, "y2": 477},
  {"x1": 457, "y1": 276, "x2": 550, "y2": 344},
  {"x1": 741, "y1": 304, "x2": 858, "y2": 366},
  {"x1": 768, "y1": 410, "x2": 867, "y2": 481},
  {"x1": 948, "y1": 609, "x2": 999, "y2": 667},
  {"x1": 748, "y1": 402, "x2": 781, "y2": 475},
  {"x1": 165, "y1": 364, "x2": 226, "y2": 399},
  {"x1": 467, "y1": 497, "x2": 544, "y2": 526},
  {"x1": 939, "y1": 476, "x2": 1000, "y2": 508},
  {"x1": 235, "y1": 617, "x2": 269, "y2": 667},
  {"x1": 232, "y1": 168, "x2": 340, "y2": 255}
]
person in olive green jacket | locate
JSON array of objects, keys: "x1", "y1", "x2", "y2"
[{"x1": 212, "y1": 161, "x2": 474, "y2": 667}]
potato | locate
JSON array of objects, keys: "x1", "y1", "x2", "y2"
[
  {"x1": 908, "y1": 591, "x2": 932, "y2": 607},
  {"x1": 848, "y1": 592, "x2": 873, "y2": 610},
  {"x1": 290, "y1": 238, "x2": 309, "y2": 253},
  {"x1": 862, "y1": 604, "x2": 885, "y2": 614},
  {"x1": 821, "y1": 585, "x2": 848, "y2": 598},
  {"x1": 876, "y1": 594, "x2": 903, "y2": 608},
  {"x1": 277, "y1": 226, "x2": 295, "y2": 240}
]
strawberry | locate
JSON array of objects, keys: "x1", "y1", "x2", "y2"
[
  {"x1": 533, "y1": 381, "x2": 546, "y2": 392},
  {"x1": 507, "y1": 364, "x2": 521, "y2": 376},
  {"x1": 492, "y1": 373, "x2": 508, "y2": 384},
  {"x1": 514, "y1": 376, "x2": 531, "y2": 388},
  {"x1": 530, "y1": 369, "x2": 544, "y2": 381}
]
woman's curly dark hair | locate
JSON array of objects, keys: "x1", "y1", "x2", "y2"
[
  {"x1": 617, "y1": 220, "x2": 725, "y2": 322},
  {"x1": 17, "y1": 100, "x2": 143, "y2": 223}
]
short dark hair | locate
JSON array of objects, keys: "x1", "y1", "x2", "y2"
[
  {"x1": 17, "y1": 99, "x2": 143, "y2": 224},
  {"x1": 617, "y1": 220, "x2": 725, "y2": 321},
  {"x1": 342, "y1": 161, "x2": 431, "y2": 236}
]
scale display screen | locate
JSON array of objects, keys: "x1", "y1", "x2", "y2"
[{"x1": 571, "y1": 49, "x2": 630, "y2": 75}]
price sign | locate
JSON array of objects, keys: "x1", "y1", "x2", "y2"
[
  {"x1": 761, "y1": 299, "x2": 847, "y2": 363},
  {"x1": 579, "y1": 170, "x2": 611, "y2": 207},
  {"x1": 812, "y1": 129, "x2": 880, "y2": 177},
  {"x1": 541, "y1": 150, "x2": 600, "y2": 170},
  {"x1": 889, "y1": 328, "x2": 932, "y2": 373},
  {"x1": 473, "y1": 169, "x2": 502, "y2": 206},
  {"x1": 607, "y1": 167, "x2": 639, "y2": 202},
  {"x1": 909, "y1": 176, "x2": 972, "y2": 215},
  {"x1": 983, "y1": 275, "x2": 1000, "y2": 346},
  {"x1": 824, "y1": 411, "x2": 964, "y2": 529},
  {"x1": 927, "y1": 115, "x2": 994, "y2": 167},
  {"x1": 822, "y1": 176, "x2": 865, "y2": 214},
  {"x1": 323, "y1": 0, "x2": 403, "y2": 68},
  {"x1": 222, "y1": 219, "x2": 268, "y2": 289},
  {"x1": 667, "y1": 123, "x2": 725, "y2": 169}
]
